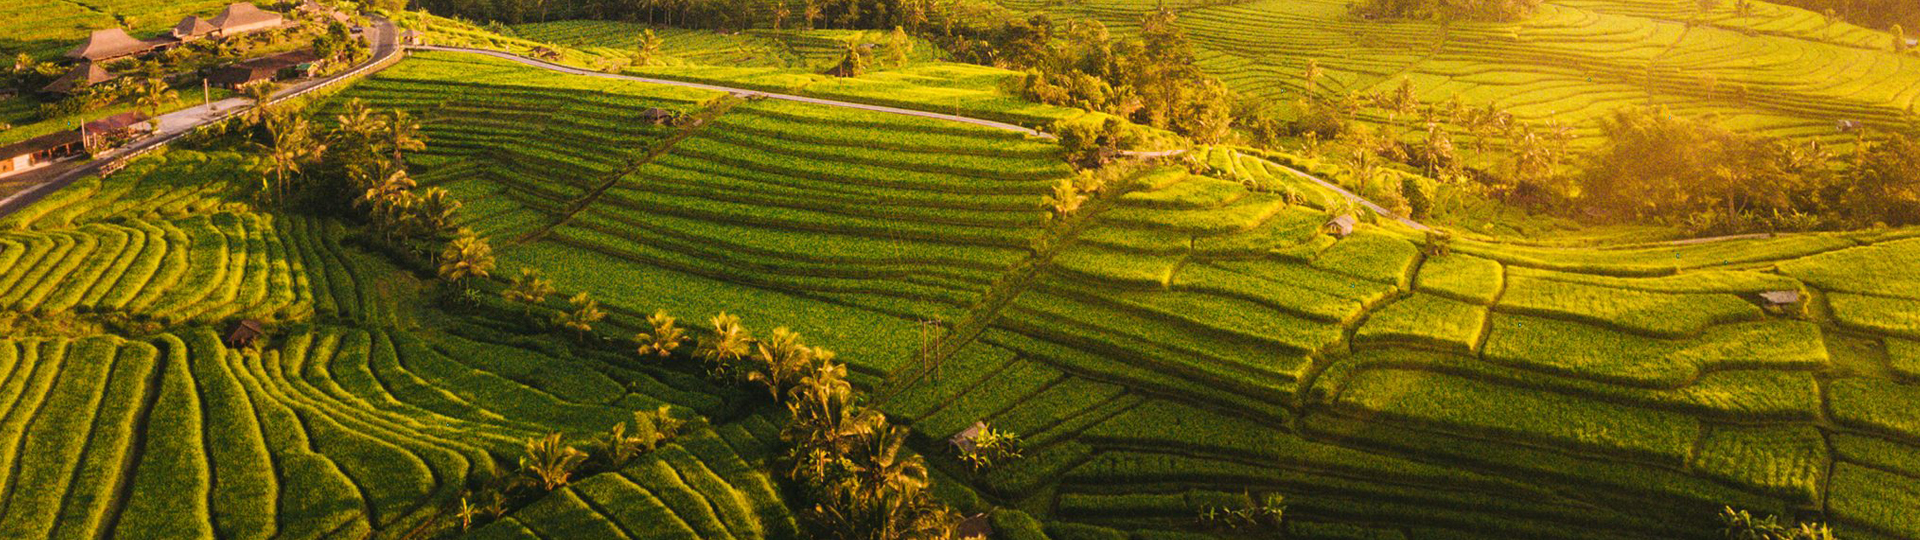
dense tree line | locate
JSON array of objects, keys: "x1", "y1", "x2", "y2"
[
  {"x1": 1015, "y1": 10, "x2": 1235, "y2": 143},
  {"x1": 1580, "y1": 107, "x2": 1919, "y2": 232},
  {"x1": 1767, "y1": 0, "x2": 1920, "y2": 35}
]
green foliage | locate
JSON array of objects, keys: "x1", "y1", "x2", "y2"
[
  {"x1": 1351, "y1": 0, "x2": 1543, "y2": 21},
  {"x1": 520, "y1": 432, "x2": 589, "y2": 491}
]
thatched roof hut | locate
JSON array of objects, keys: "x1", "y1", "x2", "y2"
[
  {"x1": 65, "y1": 28, "x2": 164, "y2": 62},
  {"x1": 41, "y1": 62, "x2": 116, "y2": 94}
]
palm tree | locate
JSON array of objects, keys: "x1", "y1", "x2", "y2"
[
  {"x1": 133, "y1": 76, "x2": 177, "y2": 119},
  {"x1": 633, "y1": 309, "x2": 687, "y2": 358},
  {"x1": 411, "y1": 187, "x2": 462, "y2": 239},
  {"x1": 519, "y1": 433, "x2": 586, "y2": 491},
  {"x1": 359, "y1": 167, "x2": 416, "y2": 208},
  {"x1": 386, "y1": 109, "x2": 426, "y2": 167},
  {"x1": 747, "y1": 327, "x2": 812, "y2": 400},
  {"x1": 696, "y1": 312, "x2": 753, "y2": 379},
  {"x1": 1045, "y1": 177, "x2": 1086, "y2": 219},
  {"x1": 503, "y1": 268, "x2": 556, "y2": 308},
  {"x1": 240, "y1": 82, "x2": 279, "y2": 126},
  {"x1": 334, "y1": 98, "x2": 388, "y2": 174},
  {"x1": 437, "y1": 231, "x2": 495, "y2": 285},
  {"x1": 803, "y1": 0, "x2": 822, "y2": 30},
  {"x1": 554, "y1": 292, "x2": 606, "y2": 339},
  {"x1": 634, "y1": 29, "x2": 664, "y2": 67},
  {"x1": 258, "y1": 112, "x2": 326, "y2": 203}
]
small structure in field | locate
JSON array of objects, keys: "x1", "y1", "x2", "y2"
[
  {"x1": 1754, "y1": 290, "x2": 1803, "y2": 308},
  {"x1": 0, "y1": 131, "x2": 86, "y2": 179},
  {"x1": 173, "y1": 16, "x2": 219, "y2": 41},
  {"x1": 953, "y1": 513, "x2": 992, "y2": 540},
  {"x1": 225, "y1": 319, "x2": 266, "y2": 348},
  {"x1": 949, "y1": 421, "x2": 987, "y2": 454},
  {"x1": 399, "y1": 30, "x2": 423, "y2": 46},
  {"x1": 1836, "y1": 119, "x2": 1863, "y2": 133},
  {"x1": 640, "y1": 107, "x2": 680, "y2": 126},
  {"x1": 83, "y1": 112, "x2": 153, "y2": 151},
  {"x1": 210, "y1": 50, "x2": 319, "y2": 88},
  {"x1": 41, "y1": 62, "x2": 117, "y2": 95},
  {"x1": 529, "y1": 46, "x2": 562, "y2": 61},
  {"x1": 1325, "y1": 214, "x2": 1358, "y2": 238},
  {"x1": 66, "y1": 28, "x2": 167, "y2": 63},
  {"x1": 209, "y1": 3, "x2": 286, "y2": 38}
]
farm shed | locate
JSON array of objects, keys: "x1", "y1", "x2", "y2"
[
  {"x1": 83, "y1": 112, "x2": 152, "y2": 150},
  {"x1": 1755, "y1": 290, "x2": 1802, "y2": 308},
  {"x1": 173, "y1": 16, "x2": 218, "y2": 41},
  {"x1": 40, "y1": 62, "x2": 116, "y2": 95},
  {"x1": 0, "y1": 130, "x2": 85, "y2": 179},
  {"x1": 225, "y1": 319, "x2": 266, "y2": 348},
  {"x1": 954, "y1": 513, "x2": 992, "y2": 539},
  {"x1": 210, "y1": 50, "x2": 319, "y2": 88},
  {"x1": 1326, "y1": 215, "x2": 1358, "y2": 238},
  {"x1": 640, "y1": 107, "x2": 679, "y2": 125},
  {"x1": 1836, "y1": 120, "x2": 1863, "y2": 133},
  {"x1": 950, "y1": 421, "x2": 987, "y2": 453},
  {"x1": 209, "y1": 3, "x2": 286, "y2": 37},
  {"x1": 65, "y1": 28, "x2": 167, "y2": 62}
]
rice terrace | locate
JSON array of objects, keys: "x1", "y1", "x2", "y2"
[{"x1": 0, "y1": 0, "x2": 1918, "y2": 537}]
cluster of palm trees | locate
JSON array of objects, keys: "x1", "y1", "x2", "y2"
[
  {"x1": 456, "y1": 407, "x2": 689, "y2": 531},
  {"x1": 499, "y1": 267, "x2": 608, "y2": 340},
  {"x1": 647, "y1": 312, "x2": 961, "y2": 540}
]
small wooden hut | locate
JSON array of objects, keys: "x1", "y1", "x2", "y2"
[
  {"x1": 0, "y1": 131, "x2": 86, "y2": 179},
  {"x1": 1325, "y1": 215, "x2": 1358, "y2": 238},
  {"x1": 225, "y1": 319, "x2": 266, "y2": 348}
]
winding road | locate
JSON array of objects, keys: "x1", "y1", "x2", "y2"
[{"x1": 3, "y1": 26, "x2": 1432, "y2": 234}]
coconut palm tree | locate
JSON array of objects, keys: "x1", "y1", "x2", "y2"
[
  {"x1": 696, "y1": 312, "x2": 754, "y2": 379},
  {"x1": 633, "y1": 310, "x2": 687, "y2": 358},
  {"x1": 240, "y1": 82, "x2": 279, "y2": 126},
  {"x1": 747, "y1": 327, "x2": 813, "y2": 400},
  {"x1": 333, "y1": 98, "x2": 388, "y2": 174},
  {"x1": 503, "y1": 268, "x2": 555, "y2": 308},
  {"x1": 258, "y1": 112, "x2": 326, "y2": 203},
  {"x1": 386, "y1": 109, "x2": 426, "y2": 167},
  {"x1": 554, "y1": 292, "x2": 606, "y2": 339},
  {"x1": 411, "y1": 186, "x2": 462, "y2": 239},
  {"x1": 519, "y1": 433, "x2": 586, "y2": 491},
  {"x1": 133, "y1": 76, "x2": 177, "y2": 120},
  {"x1": 634, "y1": 29, "x2": 663, "y2": 67},
  {"x1": 437, "y1": 231, "x2": 495, "y2": 285}
]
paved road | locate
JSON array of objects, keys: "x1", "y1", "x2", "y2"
[
  {"x1": 410, "y1": 45, "x2": 1056, "y2": 139},
  {"x1": 0, "y1": 17, "x2": 400, "y2": 218}
]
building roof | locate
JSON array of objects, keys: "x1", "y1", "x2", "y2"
[
  {"x1": 211, "y1": 50, "x2": 318, "y2": 86},
  {"x1": 1326, "y1": 214, "x2": 1358, "y2": 236},
  {"x1": 641, "y1": 107, "x2": 677, "y2": 120},
  {"x1": 65, "y1": 28, "x2": 164, "y2": 61},
  {"x1": 210, "y1": 3, "x2": 283, "y2": 31},
  {"x1": 1757, "y1": 290, "x2": 1802, "y2": 306},
  {"x1": 41, "y1": 62, "x2": 116, "y2": 94},
  {"x1": 949, "y1": 421, "x2": 986, "y2": 453},
  {"x1": 85, "y1": 111, "x2": 151, "y2": 133},
  {"x1": 953, "y1": 514, "x2": 992, "y2": 540},
  {"x1": 226, "y1": 319, "x2": 266, "y2": 347},
  {"x1": 174, "y1": 16, "x2": 217, "y2": 38},
  {"x1": 0, "y1": 130, "x2": 84, "y2": 159}
]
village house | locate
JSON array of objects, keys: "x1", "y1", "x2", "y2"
[
  {"x1": 210, "y1": 50, "x2": 320, "y2": 88},
  {"x1": 82, "y1": 112, "x2": 152, "y2": 152},
  {"x1": 65, "y1": 28, "x2": 169, "y2": 63},
  {"x1": 172, "y1": 16, "x2": 219, "y2": 42},
  {"x1": 208, "y1": 3, "x2": 287, "y2": 38},
  {"x1": 40, "y1": 62, "x2": 117, "y2": 95},
  {"x1": 0, "y1": 131, "x2": 86, "y2": 179},
  {"x1": 1326, "y1": 214, "x2": 1358, "y2": 238}
]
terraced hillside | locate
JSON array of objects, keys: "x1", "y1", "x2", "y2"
[
  {"x1": 314, "y1": 53, "x2": 727, "y2": 241},
  {"x1": 307, "y1": 50, "x2": 1920, "y2": 538},
  {"x1": 1005, "y1": 0, "x2": 1920, "y2": 146}
]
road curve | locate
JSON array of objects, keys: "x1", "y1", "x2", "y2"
[{"x1": 411, "y1": 45, "x2": 1056, "y2": 139}]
